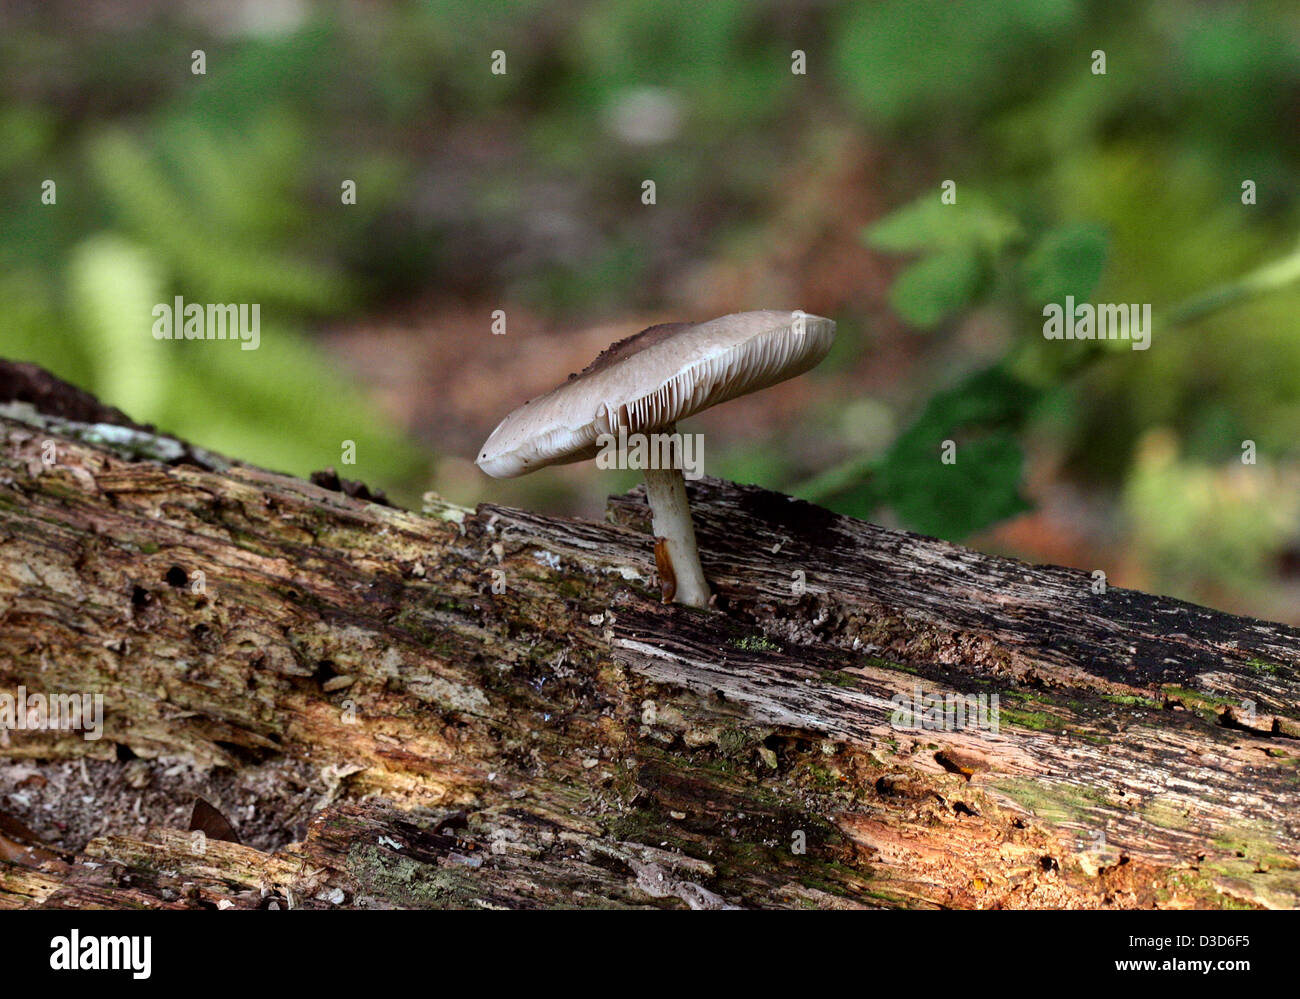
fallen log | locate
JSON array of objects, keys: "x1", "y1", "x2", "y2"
[{"x1": 0, "y1": 361, "x2": 1297, "y2": 909}]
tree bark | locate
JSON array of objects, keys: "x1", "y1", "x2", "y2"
[{"x1": 1, "y1": 361, "x2": 1297, "y2": 909}]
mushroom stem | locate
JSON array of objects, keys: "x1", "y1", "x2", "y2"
[{"x1": 643, "y1": 464, "x2": 711, "y2": 608}]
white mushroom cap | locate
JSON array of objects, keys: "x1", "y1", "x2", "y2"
[{"x1": 476, "y1": 310, "x2": 836, "y2": 478}]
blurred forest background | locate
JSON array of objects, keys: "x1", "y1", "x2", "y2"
[{"x1": 2, "y1": 0, "x2": 1299, "y2": 622}]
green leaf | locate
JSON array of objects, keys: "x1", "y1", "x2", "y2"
[
  {"x1": 875, "y1": 366, "x2": 1040, "y2": 538},
  {"x1": 1021, "y1": 223, "x2": 1108, "y2": 304},
  {"x1": 888, "y1": 246, "x2": 984, "y2": 328},
  {"x1": 880, "y1": 432, "x2": 1030, "y2": 539},
  {"x1": 899, "y1": 365, "x2": 1041, "y2": 435},
  {"x1": 864, "y1": 194, "x2": 1019, "y2": 255}
]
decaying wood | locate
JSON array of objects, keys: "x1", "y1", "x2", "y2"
[{"x1": 0, "y1": 361, "x2": 1298, "y2": 909}]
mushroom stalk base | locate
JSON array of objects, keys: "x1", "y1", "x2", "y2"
[{"x1": 642, "y1": 466, "x2": 711, "y2": 608}]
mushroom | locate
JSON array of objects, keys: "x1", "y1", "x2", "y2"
[{"x1": 475, "y1": 309, "x2": 836, "y2": 607}]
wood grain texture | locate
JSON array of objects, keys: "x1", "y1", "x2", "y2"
[{"x1": 0, "y1": 362, "x2": 1298, "y2": 909}]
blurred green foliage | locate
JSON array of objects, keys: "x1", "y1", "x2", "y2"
[
  {"x1": 1, "y1": 12, "x2": 429, "y2": 489},
  {"x1": 820, "y1": 0, "x2": 1300, "y2": 614}
]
